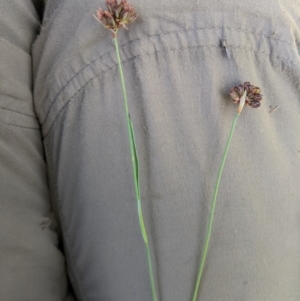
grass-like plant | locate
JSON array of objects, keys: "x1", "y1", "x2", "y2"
[
  {"x1": 93, "y1": 2, "x2": 158, "y2": 301},
  {"x1": 192, "y1": 82, "x2": 262, "y2": 301},
  {"x1": 93, "y1": 2, "x2": 262, "y2": 300}
]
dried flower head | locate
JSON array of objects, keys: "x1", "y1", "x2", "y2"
[
  {"x1": 93, "y1": 0, "x2": 137, "y2": 37},
  {"x1": 229, "y1": 82, "x2": 262, "y2": 110}
]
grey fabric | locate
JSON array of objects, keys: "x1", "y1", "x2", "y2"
[
  {"x1": 0, "y1": 1, "x2": 75, "y2": 300},
  {"x1": 33, "y1": 0, "x2": 300, "y2": 300}
]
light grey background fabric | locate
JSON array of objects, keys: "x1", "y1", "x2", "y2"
[
  {"x1": 3, "y1": 0, "x2": 298, "y2": 300},
  {"x1": 0, "y1": 1, "x2": 75, "y2": 300}
]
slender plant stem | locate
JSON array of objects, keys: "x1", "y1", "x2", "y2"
[
  {"x1": 113, "y1": 35, "x2": 158, "y2": 301},
  {"x1": 191, "y1": 112, "x2": 241, "y2": 301}
]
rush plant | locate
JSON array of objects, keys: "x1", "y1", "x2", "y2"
[{"x1": 93, "y1": 3, "x2": 262, "y2": 300}]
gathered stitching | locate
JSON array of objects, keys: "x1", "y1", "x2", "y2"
[
  {"x1": 40, "y1": 25, "x2": 299, "y2": 127},
  {"x1": 43, "y1": 42, "x2": 299, "y2": 138}
]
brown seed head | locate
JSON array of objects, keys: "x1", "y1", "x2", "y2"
[
  {"x1": 229, "y1": 82, "x2": 262, "y2": 109},
  {"x1": 94, "y1": 0, "x2": 137, "y2": 36}
]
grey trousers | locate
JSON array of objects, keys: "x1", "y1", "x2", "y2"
[{"x1": 1, "y1": 0, "x2": 300, "y2": 300}]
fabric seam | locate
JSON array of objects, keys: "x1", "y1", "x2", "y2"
[
  {"x1": 43, "y1": 41, "x2": 298, "y2": 138},
  {"x1": 0, "y1": 37, "x2": 31, "y2": 57},
  {"x1": 0, "y1": 106, "x2": 37, "y2": 119},
  {"x1": 40, "y1": 25, "x2": 299, "y2": 127},
  {"x1": 0, "y1": 122, "x2": 39, "y2": 130}
]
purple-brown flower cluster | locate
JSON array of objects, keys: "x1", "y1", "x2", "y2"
[
  {"x1": 229, "y1": 82, "x2": 262, "y2": 109},
  {"x1": 94, "y1": 0, "x2": 137, "y2": 36}
]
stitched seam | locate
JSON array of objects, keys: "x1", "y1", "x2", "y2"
[
  {"x1": 44, "y1": 140, "x2": 88, "y2": 301},
  {"x1": 0, "y1": 122, "x2": 39, "y2": 130},
  {"x1": 0, "y1": 37, "x2": 31, "y2": 57},
  {"x1": 43, "y1": 43, "x2": 298, "y2": 138},
  {"x1": 0, "y1": 106, "x2": 37, "y2": 119},
  {"x1": 40, "y1": 25, "x2": 298, "y2": 126}
]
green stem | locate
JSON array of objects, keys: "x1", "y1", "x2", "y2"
[
  {"x1": 146, "y1": 244, "x2": 158, "y2": 301},
  {"x1": 192, "y1": 112, "x2": 241, "y2": 301},
  {"x1": 113, "y1": 36, "x2": 158, "y2": 301}
]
